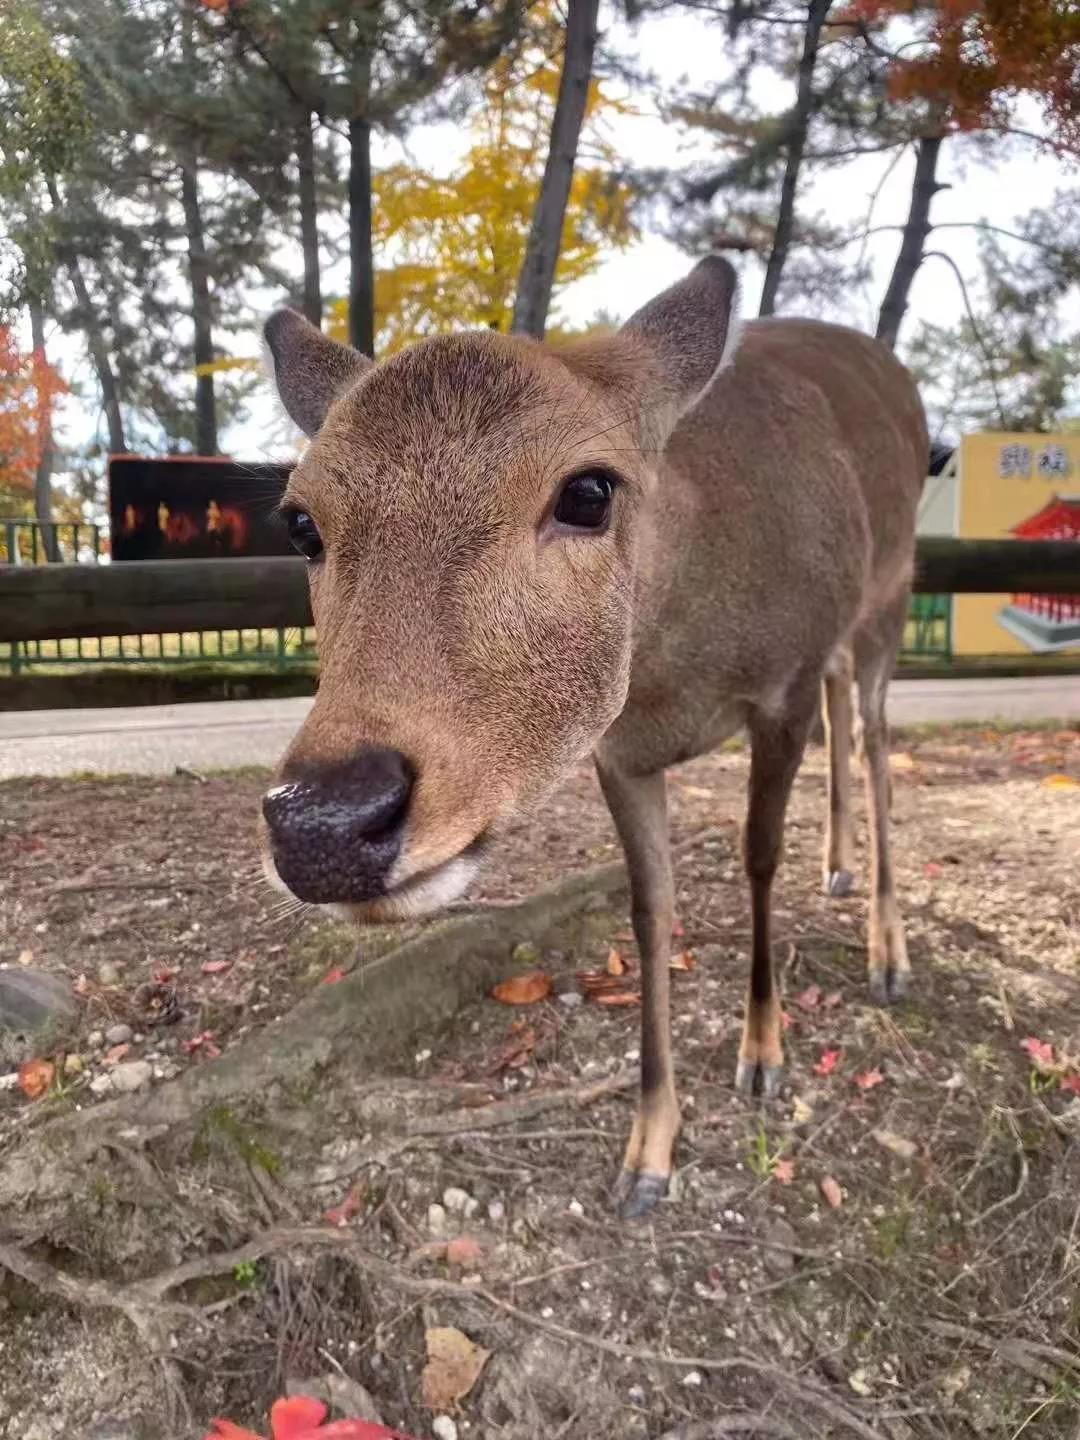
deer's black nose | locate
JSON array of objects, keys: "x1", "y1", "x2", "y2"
[{"x1": 262, "y1": 746, "x2": 414, "y2": 903}]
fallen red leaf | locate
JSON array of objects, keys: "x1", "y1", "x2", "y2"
[
  {"x1": 104, "y1": 1043, "x2": 131, "y2": 1065},
  {"x1": 813, "y1": 1048, "x2": 841, "y2": 1077},
  {"x1": 324, "y1": 1184, "x2": 366, "y2": 1227},
  {"x1": 321, "y1": 967, "x2": 348, "y2": 985},
  {"x1": 606, "y1": 947, "x2": 627, "y2": 977},
  {"x1": 271, "y1": 1397, "x2": 328, "y2": 1440},
  {"x1": 780, "y1": 1010, "x2": 795, "y2": 1031},
  {"x1": 182, "y1": 1030, "x2": 221, "y2": 1058},
  {"x1": 796, "y1": 984, "x2": 822, "y2": 1012},
  {"x1": 593, "y1": 991, "x2": 641, "y2": 1007},
  {"x1": 854, "y1": 1068, "x2": 884, "y2": 1091},
  {"x1": 201, "y1": 959, "x2": 233, "y2": 976},
  {"x1": 924, "y1": 862, "x2": 943, "y2": 878},
  {"x1": 154, "y1": 966, "x2": 177, "y2": 983},
  {"x1": 492, "y1": 970, "x2": 552, "y2": 1005},
  {"x1": 1021, "y1": 1036, "x2": 1055, "y2": 1068},
  {"x1": 672, "y1": 919, "x2": 685, "y2": 938},
  {"x1": 446, "y1": 1235, "x2": 484, "y2": 1266},
  {"x1": 17, "y1": 1058, "x2": 55, "y2": 1101},
  {"x1": 820, "y1": 1175, "x2": 843, "y2": 1208},
  {"x1": 1060, "y1": 1073, "x2": 1080, "y2": 1096},
  {"x1": 773, "y1": 1157, "x2": 795, "y2": 1185},
  {"x1": 204, "y1": 1422, "x2": 263, "y2": 1440}
]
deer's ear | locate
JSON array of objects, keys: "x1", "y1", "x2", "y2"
[
  {"x1": 620, "y1": 256, "x2": 742, "y2": 449},
  {"x1": 263, "y1": 309, "x2": 372, "y2": 437}
]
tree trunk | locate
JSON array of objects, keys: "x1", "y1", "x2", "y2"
[
  {"x1": 758, "y1": 0, "x2": 831, "y2": 317},
  {"x1": 511, "y1": 0, "x2": 600, "y2": 339},
  {"x1": 297, "y1": 111, "x2": 322, "y2": 326},
  {"x1": 348, "y1": 114, "x2": 375, "y2": 355},
  {"x1": 180, "y1": 159, "x2": 218, "y2": 454},
  {"x1": 45, "y1": 177, "x2": 128, "y2": 454},
  {"x1": 876, "y1": 134, "x2": 945, "y2": 351},
  {"x1": 27, "y1": 295, "x2": 60, "y2": 562}
]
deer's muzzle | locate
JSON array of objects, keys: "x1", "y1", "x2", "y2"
[{"x1": 261, "y1": 746, "x2": 414, "y2": 904}]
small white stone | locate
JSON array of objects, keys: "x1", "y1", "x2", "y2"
[
  {"x1": 432, "y1": 1417, "x2": 458, "y2": 1440},
  {"x1": 540, "y1": 1306, "x2": 554, "y2": 1319},
  {"x1": 567, "y1": 1198, "x2": 585, "y2": 1218},
  {"x1": 628, "y1": 1385, "x2": 646, "y2": 1407},
  {"x1": 443, "y1": 1186, "x2": 471, "y2": 1214},
  {"x1": 463, "y1": 1197, "x2": 480, "y2": 1219},
  {"x1": 682, "y1": 1371, "x2": 703, "y2": 1388},
  {"x1": 87, "y1": 1030, "x2": 104, "y2": 1049},
  {"x1": 487, "y1": 1200, "x2": 505, "y2": 1223},
  {"x1": 415, "y1": 1049, "x2": 432, "y2": 1066},
  {"x1": 105, "y1": 1023, "x2": 133, "y2": 1046},
  {"x1": 427, "y1": 1204, "x2": 447, "y2": 1236}
]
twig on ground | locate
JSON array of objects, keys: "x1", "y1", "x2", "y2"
[
  {"x1": 971, "y1": 1109, "x2": 1029, "y2": 1227},
  {"x1": 404, "y1": 1068, "x2": 635, "y2": 1138},
  {"x1": 50, "y1": 876, "x2": 213, "y2": 895},
  {"x1": 921, "y1": 1318, "x2": 1080, "y2": 1384},
  {"x1": 658, "y1": 1419, "x2": 801, "y2": 1440}
]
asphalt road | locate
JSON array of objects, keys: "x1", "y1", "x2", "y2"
[{"x1": 1, "y1": 676, "x2": 1077, "y2": 780}]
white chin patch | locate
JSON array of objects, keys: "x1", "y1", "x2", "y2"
[{"x1": 328, "y1": 852, "x2": 481, "y2": 924}]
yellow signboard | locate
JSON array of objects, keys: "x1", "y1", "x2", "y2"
[{"x1": 953, "y1": 431, "x2": 1080, "y2": 656}]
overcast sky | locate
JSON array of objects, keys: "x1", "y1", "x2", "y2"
[{"x1": 45, "y1": 4, "x2": 1078, "y2": 472}]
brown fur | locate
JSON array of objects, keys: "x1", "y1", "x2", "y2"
[{"x1": 263, "y1": 259, "x2": 928, "y2": 1217}]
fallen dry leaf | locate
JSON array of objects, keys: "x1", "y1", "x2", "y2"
[
  {"x1": 593, "y1": 991, "x2": 641, "y2": 1007},
  {"x1": 201, "y1": 959, "x2": 232, "y2": 976},
  {"x1": 872, "y1": 1128, "x2": 917, "y2": 1161},
  {"x1": 820, "y1": 1175, "x2": 843, "y2": 1208},
  {"x1": 773, "y1": 1157, "x2": 795, "y2": 1185},
  {"x1": 890, "y1": 752, "x2": 916, "y2": 771},
  {"x1": 854, "y1": 1068, "x2": 884, "y2": 1091},
  {"x1": 492, "y1": 970, "x2": 552, "y2": 1006},
  {"x1": 792, "y1": 1095, "x2": 814, "y2": 1125},
  {"x1": 669, "y1": 950, "x2": 696, "y2": 972},
  {"x1": 17, "y1": 1058, "x2": 55, "y2": 1101},
  {"x1": 825, "y1": 991, "x2": 843, "y2": 1009},
  {"x1": 813, "y1": 1048, "x2": 841, "y2": 1077},
  {"x1": 17, "y1": 948, "x2": 33, "y2": 966},
  {"x1": 446, "y1": 1236, "x2": 484, "y2": 1267},
  {"x1": 421, "y1": 1326, "x2": 490, "y2": 1410},
  {"x1": 488, "y1": 1023, "x2": 536, "y2": 1074},
  {"x1": 606, "y1": 947, "x2": 627, "y2": 977},
  {"x1": 73, "y1": 973, "x2": 90, "y2": 996},
  {"x1": 1041, "y1": 773, "x2": 1078, "y2": 790},
  {"x1": 796, "y1": 984, "x2": 822, "y2": 1011},
  {"x1": 324, "y1": 1183, "x2": 366, "y2": 1227}
]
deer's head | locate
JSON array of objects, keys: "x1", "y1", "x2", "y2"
[{"x1": 260, "y1": 257, "x2": 740, "y2": 920}]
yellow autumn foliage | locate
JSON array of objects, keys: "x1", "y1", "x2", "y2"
[{"x1": 329, "y1": 1, "x2": 636, "y2": 352}]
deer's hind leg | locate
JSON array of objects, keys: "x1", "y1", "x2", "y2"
[
  {"x1": 736, "y1": 678, "x2": 819, "y2": 1098},
  {"x1": 594, "y1": 752, "x2": 678, "y2": 1221},
  {"x1": 822, "y1": 645, "x2": 856, "y2": 898},
  {"x1": 854, "y1": 593, "x2": 911, "y2": 1004}
]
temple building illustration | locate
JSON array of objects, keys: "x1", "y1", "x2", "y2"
[{"x1": 996, "y1": 495, "x2": 1080, "y2": 651}]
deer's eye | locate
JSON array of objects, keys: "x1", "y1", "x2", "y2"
[
  {"x1": 285, "y1": 509, "x2": 323, "y2": 560},
  {"x1": 553, "y1": 471, "x2": 615, "y2": 531}
]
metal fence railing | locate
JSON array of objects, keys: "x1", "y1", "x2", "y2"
[{"x1": 1, "y1": 518, "x2": 317, "y2": 676}]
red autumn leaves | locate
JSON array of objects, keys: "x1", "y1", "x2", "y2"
[{"x1": 204, "y1": 1395, "x2": 417, "y2": 1440}]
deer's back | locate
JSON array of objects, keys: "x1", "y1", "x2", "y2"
[{"x1": 611, "y1": 317, "x2": 927, "y2": 770}]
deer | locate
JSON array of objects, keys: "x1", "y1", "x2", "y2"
[{"x1": 260, "y1": 256, "x2": 928, "y2": 1219}]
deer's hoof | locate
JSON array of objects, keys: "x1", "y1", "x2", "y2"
[
  {"x1": 825, "y1": 869, "x2": 855, "y2": 898},
  {"x1": 869, "y1": 968, "x2": 910, "y2": 1006},
  {"x1": 613, "y1": 1170, "x2": 669, "y2": 1220},
  {"x1": 734, "y1": 1058, "x2": 784, "y2": 1100}
]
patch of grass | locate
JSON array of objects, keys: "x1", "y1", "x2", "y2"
[
  {"x1": 233, "y1": 1259, "x2": 261, "y2": 1290},
  {"x1": 194, "y1": 1104, "x2": 282, "y2": 1176},
  {"x1": 746, "y1": 1121, "x2": 784, "y2": 1180}
]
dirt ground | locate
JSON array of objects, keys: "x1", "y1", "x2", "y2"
[{"x1": 1, "y1": 724, "x2": 1079, "y2": 1440}]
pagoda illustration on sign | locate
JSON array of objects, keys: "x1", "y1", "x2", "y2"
[{"x1": 995, "y1": 495, "x2": 1080, "y2": 651}]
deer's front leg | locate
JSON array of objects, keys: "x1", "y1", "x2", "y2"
[
  {"x1": 594, "y1": 754, "x2": 678, "y2": 1220},
  {"x1": 736, "y1": 690, "x2": 816, "y2": 1099}
]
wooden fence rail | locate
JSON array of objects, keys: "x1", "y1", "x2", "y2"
[{"x1": 0, "y1": 540, "x2": 1077, "y2": 644}]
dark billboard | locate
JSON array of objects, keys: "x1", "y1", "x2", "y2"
[{"x1": 108, "y1": 456, "x2": 293, "y2": 561}]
